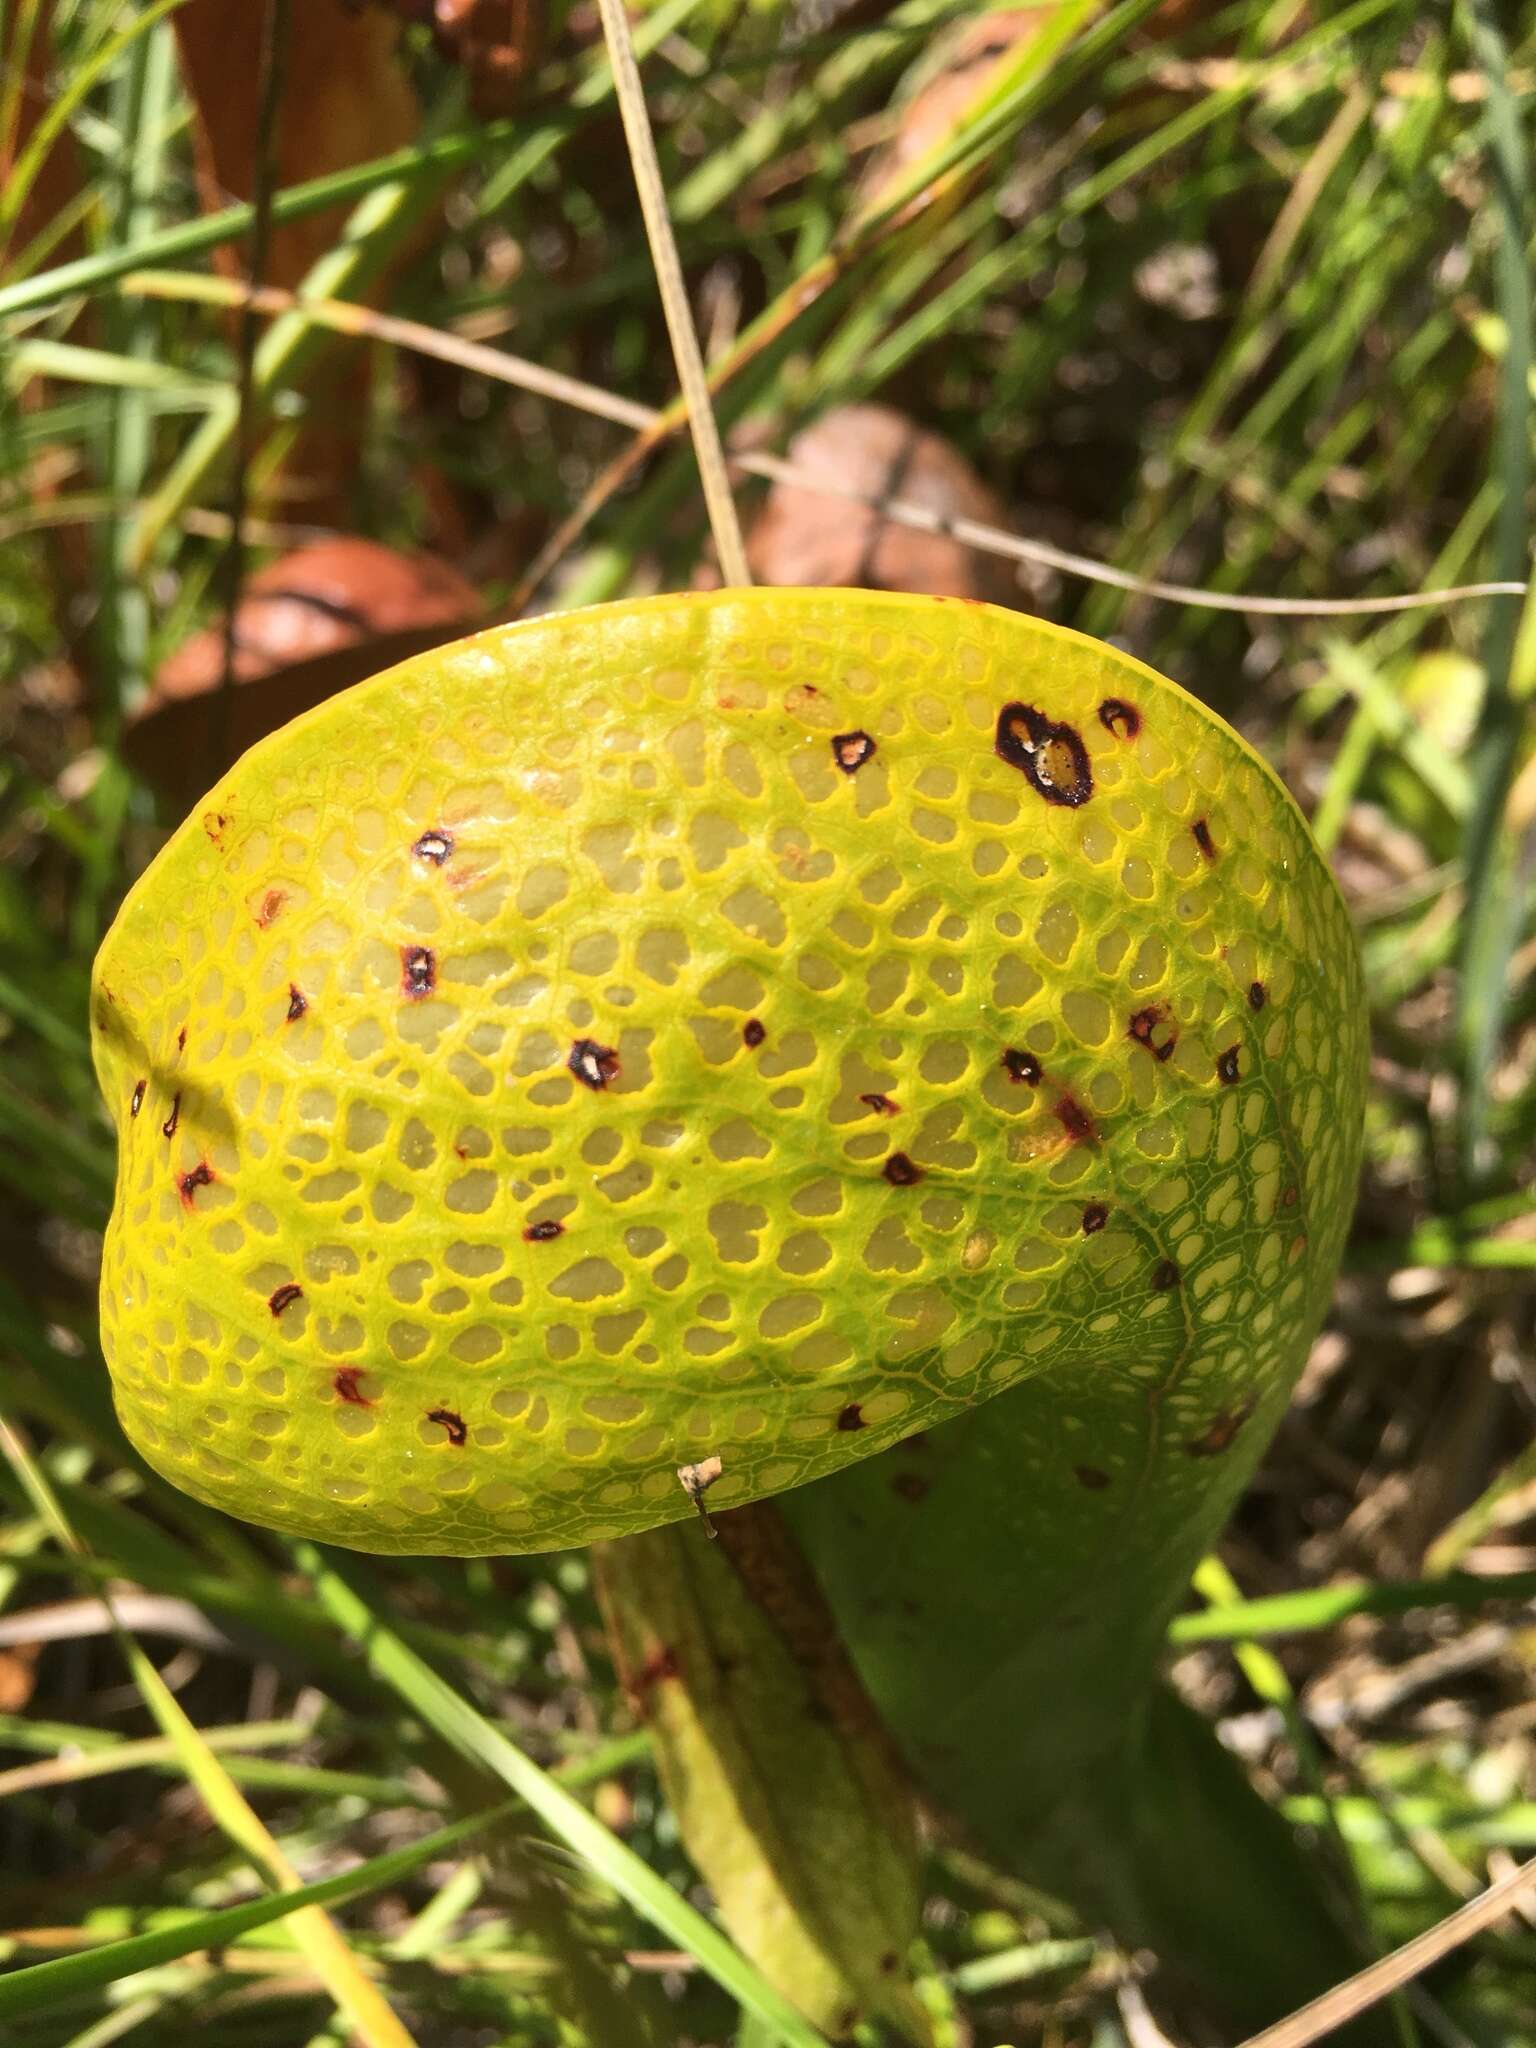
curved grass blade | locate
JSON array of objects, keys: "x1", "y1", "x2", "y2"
[
  {"x1": 0, "y1": 1420, "x2": 421, "y2": 2048},
  {"x1": 295, "y1": 1542, "x2": 832, "y2": 2048},
  {"x1": 0, "y1": 1803, "x2": 503, "y2": 2022}
]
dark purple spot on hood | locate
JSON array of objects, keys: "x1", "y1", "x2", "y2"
[
  {"x1": 427, "y1": 1407, "x2": 467, "y2": 1446},
  {"x1": 1053, "y1": 1093, "x2": 1097, "y2": 1145},
  {"x1": 1128, "y1": 1005, "x2": 1175, "y2": 1062},
  {"x1": 995, "y1": 702, "x2": 1093, "y2": 807},
  {"x1": 1097, "y1": 698, "x2": 1140, "y2": 740},
  {"x1": 569, "y1": 1038, "x2": 619, "y2": 1090},
  {"x1": 831, "y1": 730, "x2": 876, "y2": 774},
  {"x1": 401, "y1": 947, "x2": 435, "y2": 1000}
]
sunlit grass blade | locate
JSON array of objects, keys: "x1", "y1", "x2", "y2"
[
  {"x1": 1169, "y1": 1569, "x2": 1536, "y2": 1644},
  {"x1": 295, "y1": 1542, "x2": 833, "y2": 2048},
  {"x1": 123, "y1": 0, "x2": 709, "y2": 567},
  {"x1": 0, "y1": 1801, "x2": 504, "y2": 2023},
  {"x1": 0, "y1": 0, "x2": 191, "y2": 258},
  {"x1": 0, "y1": 1421, "x2": 422, "y2": 2048},
  {"x1": 1454, "y1": 3, "x2": 1535, "y2": 1191}
]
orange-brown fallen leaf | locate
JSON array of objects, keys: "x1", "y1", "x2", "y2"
[
  {"x1": 128, "y1": 538, "x2": 481, "y2": 812},
  {"x1": 745, "y1": 404, "x2": 1017, "y2": 605}
]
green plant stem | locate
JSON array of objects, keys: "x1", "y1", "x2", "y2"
[
  {"x1": 1453, "y1": 1, "x2": 1532, "y2": 1190},
  {"x1": 1169, "y1": 1568, "x2": 1536, "y2": 1644}
]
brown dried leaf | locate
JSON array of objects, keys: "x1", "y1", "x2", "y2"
[
  {"x1": 1, "y1": 0, "x2": 80, "y2": 268},
  {"x1": 128, "y1": 540, "x2": 480, "y2": 813},
  {"x1": 0, "y1": 1643, "x2": 39, "y2": 1714},
  {"x1": 746, "y1": 404, "x2": 1017, "y2": 604},
  {"x1": 174, "y1": 0, "x2": 421, "y2": 293},
  {"x1": 173, "y1": 0, "x2": 423, "y2": 516},
  {"x1": 428, "y1": 0, "x2": 544, "y2": 115}
]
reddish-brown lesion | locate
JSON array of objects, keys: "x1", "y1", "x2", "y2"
[
  {"x1": 523, "y1": 1219, "x2": 564, "y2": 1242},
  {"x1": 859, "y1": 1091, "x2": 899, "y2": 1115},
  {"x1": 881, "y1": 1150, "x2": 923, "y2": 1186},
  {"x1": 268, "y1": 1282, "x2": 302, "y2": 1316},
  {"x1": 1191, "y1": 817, "x2": 1217, "y2": 861},
  {"x1": 1128, "y1": 1004, "x2": 1176, "y2": 1063},
  {"x1": 178, "y1": 1161, "x2": 215, "y2": 1207},
  {"x1": 625, "y1": 1642, "x2": 682, "y2": 1711},
  {"x1": 333, "y1": 1367, "x2": 375, "y2": 1406},
  {"x1": 836, "y1": 1403, "x2": 866, "y2": 1431},
  {"x1": 831, "y1": 729, "x2": 876, "y2": 773},
  {"x1": 1081, "y1": 1202, "x2": 1109, "y2": 1234},
  {"x1": 1185, "y1": 1398, "x2": 1255, "y2": 1457},
  {"x1": 1052, "y1": 1093, "x2": 1097, "y2": 1146},
  {"x1": 1001, "y1": 1047, "x2": 1042, "y2": 1086},
  {"x1": 400, "y1": 946, "x2": 436, "y2": 1000},
  {"x1": 286, "y1": 984, "x2": 308, "y2": 1022},
  {"x1": 1097, "y1": 698, "x2": 1140, "y2": 740},
  {"x1": 568, "y1": 1038, "x2": 619, "y2": 1090},
  {"x1": 426, "y1": 1406, "x2": 467, "y2": 1446},
  {"x1": 161, "y1": 1092, "x2": 181, "y2": 1139},
  {"x1": 995, "y1": 702, "x2": 1094, "y2": 808},
  {"x1": 256, "y1": 888, "x2": 287, "y2": 927}
]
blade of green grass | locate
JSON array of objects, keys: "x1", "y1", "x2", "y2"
[
  {"x1": 1191, "y1": 1556, "x2": 1410, "y2": 2048},
  {"x1": 1169, "y1": 1568, "x2": 1536, "y2": 1644},
  {"x1": 125, "y1": 0, "x2": 710, "y2": 568},
  {"x1": 0, "y1": 0, "x2": 192, "y2": 256},
  {"x1": 1454, "y1": 0, "x2": 1535, "y2": 1191},
  {"x1": 0, "y1": 1420, "x2": 422, "y2": 2048},
  {"x1": 7, "y1": 338, "x2": 223, "y2": 399},
  {"x1": 0, "y1": 1802, "x2": 504, "y2": 2023},
  {"x1": 295, "y1": 1541, "x2": 833, "y2": 2048}
]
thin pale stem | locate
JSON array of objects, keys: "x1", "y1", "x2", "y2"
[
  {"x1": 593, "y1": 0, "x2": 750, "y2": 588},
  {"x1": 120, "y1": 272, "x2": 1532, "y2": 622},
  {"x1": 1237, "y1": 1854, "x2": 1536, "y2": 2048}
]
